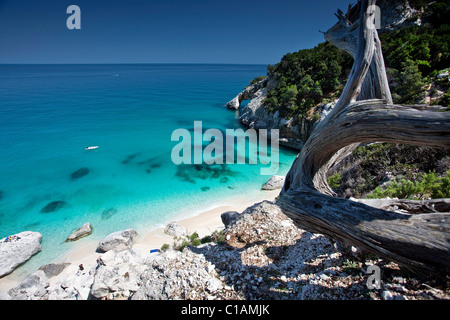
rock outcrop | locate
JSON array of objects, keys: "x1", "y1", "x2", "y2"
[
  {"x1": 220, "y1": 211, "x2": 240, "y2": 227},
  {"x1": 96, "y1": 229, "x2": 138, "y2": 253},
  {"x1": 66, "y1": 223, "x2": 92, "y2": 242},
  {"x1": 224, "y1": 1, "x2": 424, "y2": 151},
  {"x1": 262, "y1": 175, "x2": 285, "y2": 190},
  {"x1": 38, "y1": 263, "x2": 71, "y2": 278},
  {"x1": 3, "y1": 202, "x2": 449, "y2": 300},
  {"x1": 164, "y1": 221, "x2": 187, "y2": 238},
  {"x1": 131, "y1": 249, "x2": 232, "y2": 300},
  {"x1": 7, "y1": 270, "x2": 49, "y2": 300},
  {"x1": 91, "y1": 249, "x2": 147, "y2": 299},
  {"x1": 226, "y1": 78, "x2": 319, "y2": 150},
  {"x1": 0, "y1": 231, "x2": 42, "y2": 278},
  {"x1": 226, "y1": 78, "x2": 268, "y2": 110}
]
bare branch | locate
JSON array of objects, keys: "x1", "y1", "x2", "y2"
[{"x1": 278, "y1": 0, "x2": 450, "y2": 277}]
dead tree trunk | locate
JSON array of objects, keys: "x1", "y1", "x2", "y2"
[{"x1": 277, "y1": 0, "x2": 450, "y2": 277}]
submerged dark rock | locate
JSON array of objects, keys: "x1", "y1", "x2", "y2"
[
  {"x1": 121, "y1": 153, "x2": 140, "y2": 165},
  {"x1": 175, "y1": 163, "x2": 238, "y2": 183},
  {"x1": 40, "y1": 201, "x2": 67, "y2": 213},
  {"x1": 219, "y1": 177, "x2": 229, "y2": 183},
  {"x1": 201, "y1": 186, "x2": 210, "y2": 192},
  {"x1": 101, "y1": 208, "x2": 118, "y2": 220},
  {"x1": 24, "y1": 222, "x2": 41, "y2": 229},
  {"x1": 71, "y1": 167, "x2": 90, "y2": 180}
]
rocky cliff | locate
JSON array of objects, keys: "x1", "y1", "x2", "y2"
[
  {"x1": 4, "y1": 201, "x2": 448, "y2": 300},
  {"x1": 227, "y1": 78, "x2": 314, "y2": 150},
  {"x1": 226, "y1": 0, "x2": 424, "y2": 150}
]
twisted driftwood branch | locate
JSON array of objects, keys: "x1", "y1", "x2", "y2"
[{"x1": 277, "y1": 0, "x2": 450, "y2": 277}]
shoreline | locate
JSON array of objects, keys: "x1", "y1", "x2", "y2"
[
  {"x1": 0, "y1": 189, "x2": 280, "y2": 297},
  {"x1": 59, "y1": 189, "x2": 280, "y2": 270}
]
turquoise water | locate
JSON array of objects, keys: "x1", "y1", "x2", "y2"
[{"x1": 0, "y1": 64, "x2": 297, "y2": 274}]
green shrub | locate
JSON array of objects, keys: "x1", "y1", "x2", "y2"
[
  {"x1": 171, "y1": 232, "x2": 205, "y2": 251},
  {"x1": 327, "y1": 173, "x2": 342, "y2": 189},
  {"x1": 248, "y1": 75, "x2": 267, "y2": 86},
  {"x1": 264, "y1": 42, "x2": 353, "y2": 120},
  {"x1": 188, "y1": 232, "x2": 202, "y2": 247},
  {"x1": 211, "y1": 229, "x2": 226, "y2": 244},
  {"x1": 367, "y1": 171, "x2": 450, "y2": 200}
]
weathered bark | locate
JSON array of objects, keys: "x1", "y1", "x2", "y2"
[
  {"x1": 278, "y1": 0, "x2": 450, "y2": 277},
  {"x1": 279, "y1": 189, "x2": 450, "y2": 276},
  {"x1": 351, "y1": 198, "x2": 450, "y2": 214},
  {"x1": 325, "y1": 2, "x2": 392, "y2": 103}
]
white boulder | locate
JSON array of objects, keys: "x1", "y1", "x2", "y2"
[
  {"x1": 90, "y1": 249, "x2": 147, "y2": 299},
  {"x1": 7, "y1": 270, "x2": 49, "y2": 300},
  {"x1": 0, "y1": 231, "x2": 42, "y2": 278},
  {"x1": 164, "y1": 221, "x2": 187, "y2": 238},
  {"x1": 97, "y1": 229, "x2": 138, "y2": 253},
  {"x1": 262, "y1": 175, "x2": 285, "y2": 190},
  {"x1": 66, "y1": 222, "x2": 92, "y2": 241}
]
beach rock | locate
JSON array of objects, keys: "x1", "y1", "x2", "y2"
[
  {"x1": 97, "y1": 229, "x2": 138, "y2": 253},
  {"x1": 8, "y1": 262, "x2": 96, "y2": 300},
  {"x1": 0, "y1": 231, "x2": 42, "y2": 278},
  {"x1": 5, "y1": 198, "x2": 450, "y2": 301},
  {"x1": 40, "y1": 200, "x2": 66, "y2": 213},
  {"x1": 262, "y1": 175, "x2": 285, "y2": 190},
  {"x1": 91, "y1": 249, "x2": 147, "y2": 299},
  {"x1": 66, "y1": 223, "x2": 92, "y2": 242},
  {"x1": 38, "y1": 263, "x2": 71, "y2": 278},
  {"x1": 131, "y1": 248, "x2": 227, "y2": 300},
  {"x1": 220, "y1": 210, "x2": 240, "y2": 227},
  {"x1": 47, "y1": 263, "x2": 96, "y2": 300},
  {"x1": 7, "y1": 270, "x2": 49, "y2": 300},
  {"x1": 164, "y1": 221, "x2": 187, "y2": 238},
  {"x1": 70, "y1": 167, "x2": 90, "y2": 180}
]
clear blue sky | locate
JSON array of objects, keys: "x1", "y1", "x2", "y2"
[{"x1": 0, "y1": 0, "x2": 354, "y2": 64}]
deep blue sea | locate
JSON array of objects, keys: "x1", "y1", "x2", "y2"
[{"x1": 0, "y1": 64, "x2": 297, "y2": 274}]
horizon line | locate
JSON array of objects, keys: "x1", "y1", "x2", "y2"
[{"x1": 0, "y1": 62, "x2": 270, "y2": 66}]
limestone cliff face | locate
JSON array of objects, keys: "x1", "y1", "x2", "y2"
[
  {"x1": 225, "y1": 0, "x2": 423, "y2": 151},
  {"x1": 227, "y1": 78, "x2": 330, "y2": 150}
]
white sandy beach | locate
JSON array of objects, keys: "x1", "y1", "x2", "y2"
[{"x1": 0, "y1": 189, "x2": 280, "y2": 296}]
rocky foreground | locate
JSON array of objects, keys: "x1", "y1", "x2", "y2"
[{"x1": 3, "y1": 201, "x2": 449, "y2": 300}]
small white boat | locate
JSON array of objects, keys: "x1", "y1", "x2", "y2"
[{"x1": 85, "y1": 146, "x2": 99, "y2": 150}]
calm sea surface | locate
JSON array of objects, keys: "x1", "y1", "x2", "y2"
[{"x1": 0, "y1": 64, "x2": 297, "y2": 274}]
